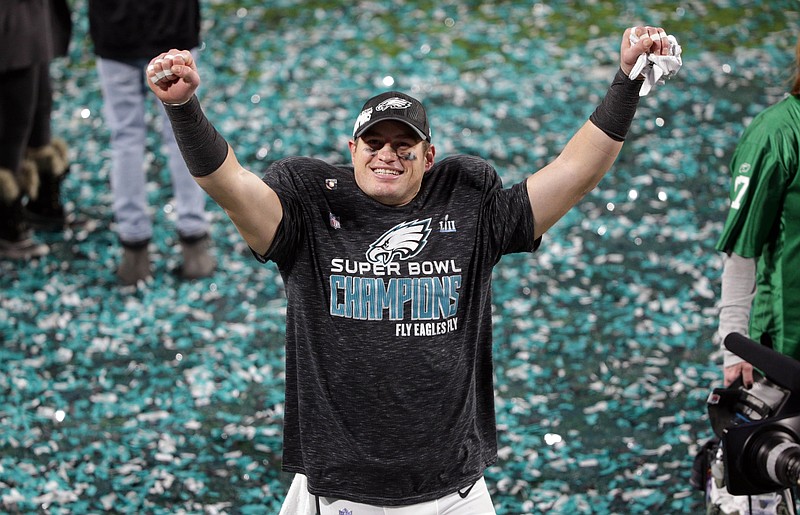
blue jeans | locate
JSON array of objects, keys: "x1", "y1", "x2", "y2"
[{"x1": 96, "y1": 55, "x2": 209, "y2": 243}]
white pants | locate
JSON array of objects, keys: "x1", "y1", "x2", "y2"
[{"x1": 279, "y1": 474, "x2": 497, "y2": 515}]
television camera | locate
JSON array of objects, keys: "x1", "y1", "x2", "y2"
[{"x1": 707, "y1": 332, "x2": 800, "y2": 495}]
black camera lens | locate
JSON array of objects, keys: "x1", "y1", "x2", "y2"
[{"x1": 750, "y1": 430, "x2": 800, "y2": 488}]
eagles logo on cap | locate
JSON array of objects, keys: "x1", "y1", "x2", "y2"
[
  {"x1": 352, "y1": 91, "x2": 431, "y2": 142},
  {"x1": 376, "y1": 98, "x2": 413, "y2": 111}
]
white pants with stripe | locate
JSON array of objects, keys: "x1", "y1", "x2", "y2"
[{"x1": 278, "y1": 473, "x2": 497, "y2": 515}]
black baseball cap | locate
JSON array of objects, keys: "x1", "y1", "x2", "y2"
[{"x1": 352, "y1": 91, "x2": 431, "y2": 143}]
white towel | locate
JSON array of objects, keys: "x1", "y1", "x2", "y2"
[{"x1": 628, "y1": 30, "x2": 682, "y2": 96}]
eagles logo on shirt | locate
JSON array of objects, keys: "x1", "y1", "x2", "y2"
[{"x1": 365, "y1": 219, "x2": 431, "y2": 265}]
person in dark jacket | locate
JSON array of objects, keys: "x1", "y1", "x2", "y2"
[
  {"x1": 88, "y1": 0, "x2": 215, "y2": 285},
  {"x1": 0, "y1": 0, "x2": 73, "y2": 259}
]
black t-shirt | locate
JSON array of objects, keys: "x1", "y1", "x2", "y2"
[{"x1": 258, "y1": 154, "x2": 538, "y2": 505}]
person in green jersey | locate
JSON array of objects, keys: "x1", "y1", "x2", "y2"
[
  {"x1": 716, "y1": 36, "x2": 800, "y2": 388},
  {"x1": 709, "y1": 36, "x2": 800, "y2": 515}
]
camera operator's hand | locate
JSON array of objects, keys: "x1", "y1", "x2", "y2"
[{"x1": 725, "y1": 361, "x2": 755, "y2": 388}]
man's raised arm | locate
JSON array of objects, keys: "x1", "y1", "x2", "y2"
[
  {"x1": 146, "y1": 50, "x2": 282, "y2": 256},
  {"x1": 527, "y1": 26, "x2": 678, "y2": 240}
]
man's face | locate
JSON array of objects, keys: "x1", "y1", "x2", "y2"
[{"x1": 349, "y1": 120, "x2": 435, "y2": 206}]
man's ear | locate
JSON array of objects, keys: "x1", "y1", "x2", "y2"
[
  {"x1": 348, "y1": 139, "x2": 357, "y2": 161},
  {"x1": 424, "y1": 144, "x2": 436, "y2": 171}
]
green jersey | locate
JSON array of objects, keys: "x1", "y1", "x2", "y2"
[{"x1": 716, "y1": 95, "x2": 800, "y2": 358}]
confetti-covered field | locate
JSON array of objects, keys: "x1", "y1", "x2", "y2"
[{"x1": 2, "y1": 1, "x2": 798, "y2": 513}]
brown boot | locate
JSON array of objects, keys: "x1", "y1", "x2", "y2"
[
  {"x1": 117, "y1": 240, "x2": 151, "y2": 286},
  {"x1": 24, "y1": 139, "x2": 70, "y2": 230},
  {"x1": 179, "y1": 233, "x2": 216, "y2": 279},
  {"x1": 0, "y1": 167, "x2": 48, "y2": 259}
]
